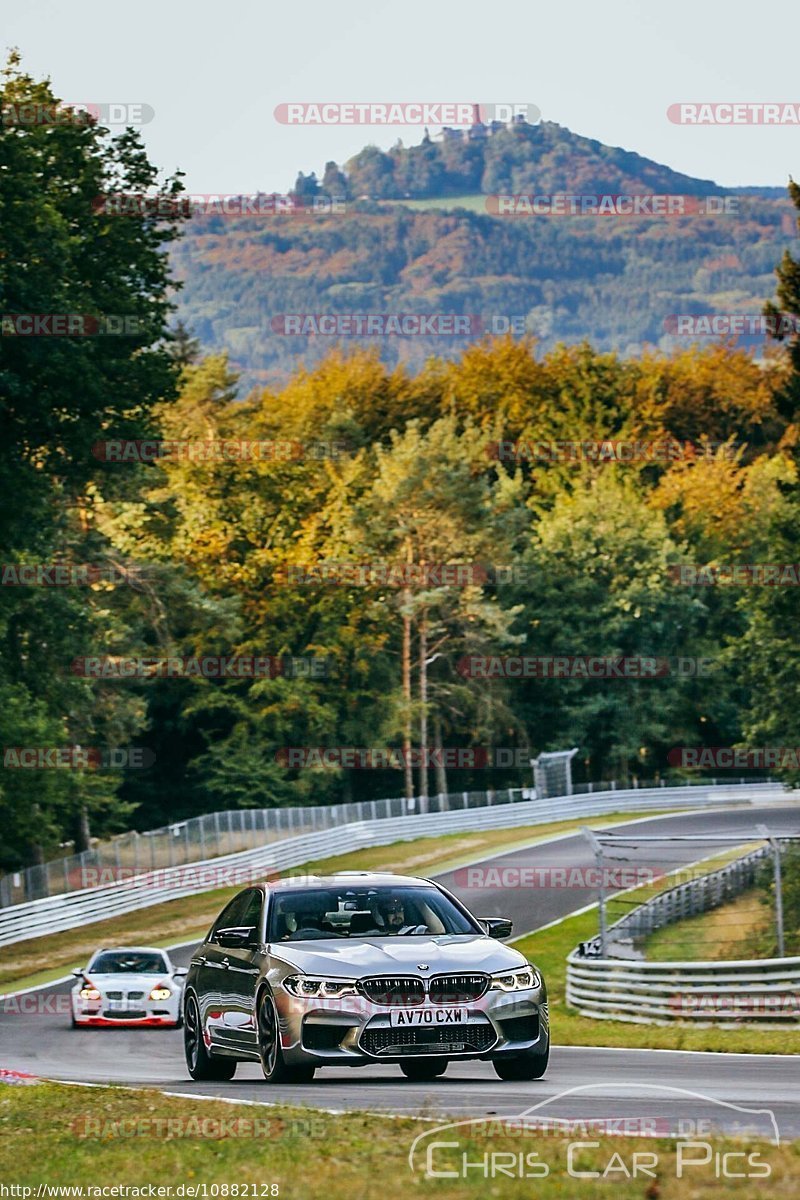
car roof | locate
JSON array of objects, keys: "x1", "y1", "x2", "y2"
[{"x1": 263, "y1": 872, "x2": 434, "y2": 891}]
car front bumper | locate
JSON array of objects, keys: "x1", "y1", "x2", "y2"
[
  {"x1": 72, "y1": 995, "x2": 182, "y2": 1027},
  {"x1": 273, "y1": 985, "x2": 549, "y2": 1066}
]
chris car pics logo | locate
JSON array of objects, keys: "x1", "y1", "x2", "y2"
[{"x1": 408, "y1": 1085, "x2": 779, "y2": 1181}]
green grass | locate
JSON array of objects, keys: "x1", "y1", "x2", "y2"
[
  {"x1": 644, "y1": 889, "x2": 800, "y2": 962},
  {"x1": 0, "y1": 1081, "x2": 797, "y2": 1195}
]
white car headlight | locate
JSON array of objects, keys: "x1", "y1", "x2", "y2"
[
  {"x1": 79, "y1": 985, "x2": 101, "y2": 1001},
  {"x1": 148, "y1": 985, "x2": 172, "y2": 1001},
  {"x1": 284, "y1": 975, "x2": 358, "y2": 999},
  {"x1": 490, "y1": 966, "x2": 540, "y2": 992}
]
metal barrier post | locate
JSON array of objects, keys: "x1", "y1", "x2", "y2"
[
  {"x1": 582, "y1": 826, "x2": 607, "y2": 956},
  {"x1": 758, "y1": 824, "x2": 785, "y2": 958}
]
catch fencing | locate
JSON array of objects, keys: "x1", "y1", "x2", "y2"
[
  {"x1": 605, "y1": 845, "x2": 771, "y2": 951},
  {"x1": 0, "y1": 775, "x2": 775, "y2": 908},
  {"x1": 0, "y1": 780, "x2": 783, "y2": 948}
]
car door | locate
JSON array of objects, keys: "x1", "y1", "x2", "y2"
[
  {"x1": 215, "y1": 887, "x2": 265, "y2": 1053},
  {"x1": 194, "y1": 894, "x2": 249, "y2": 1051}
]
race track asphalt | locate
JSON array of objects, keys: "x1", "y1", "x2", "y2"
[{"x1": 2, "y1": 803, "x2": 799, "y2": 1137}]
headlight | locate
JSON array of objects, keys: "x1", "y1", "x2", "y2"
[
  {"x1": 284, "y1": 975, "x2": 358, "y2": 999},
  {"x1": 490, "y1": 966, "x2": 540, "y2": 992},
  {"x1": 79, "y1": 986, "x2": 101, "y2": 1000},
  {"x1": 148, "y1": 986, "x2": 172, "y2": 1001}
]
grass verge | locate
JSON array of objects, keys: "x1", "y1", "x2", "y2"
[
  {"x1": 645, "y1": 890, "x2": 773, "y2": 962},
  {"x1": 0, "y1": 1080, "x2": 797, "y2": 1196}
]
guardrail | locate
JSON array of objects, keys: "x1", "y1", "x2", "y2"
[
  {"x1": 0, "y1": 780, "x2": 784, "y2": 948},
  {"x1": 566, "y1": 952, "x2": 800, "y2": 1023}
]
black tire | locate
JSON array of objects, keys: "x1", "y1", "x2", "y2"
[
  {"x1": 183, "y1": 993, "x2": 237, "y2": 1081},
  {"x1": 492, "y1": 1046, "x2": 549, "y2": 1081},
  {"x1": 400, "y1": 1058, "x2": 449, "y2": 1081},
  {"x1": 257, "y1": 991, "x2": 315, "y2": 1083}
]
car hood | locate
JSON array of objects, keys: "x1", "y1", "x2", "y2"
[
  {"x1": 79, "y1": 972, "x2": 174, "y2": 990},
  {"x1": 270, "y1": 934, "x2": 528, "y2": 977}
]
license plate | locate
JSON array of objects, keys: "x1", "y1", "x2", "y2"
[
  {"x1": 107, "y1": 1001, "x2": 137, "y2": 1011},
  {"x1": 389, "y1": 1006, "x2": 470, "y2": 1027}
]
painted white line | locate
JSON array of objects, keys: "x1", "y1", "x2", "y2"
[{"x1": 47, "y1": 1077, "x2": 444, "y2": 1123}]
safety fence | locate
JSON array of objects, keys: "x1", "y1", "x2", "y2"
[
  {"x1": 0, "y1": 775, "x2": 776, "y2": 908},
  {"x1": 605, "y1": 845, "x2": 771, "y2": 951},
  {"x1": 0, "y1": 780, "x2": 782, "y2": 947}
]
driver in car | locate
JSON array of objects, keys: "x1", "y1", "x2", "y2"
[{"x1": 383, "y1": 897, "x2": 421, "y2": 934}]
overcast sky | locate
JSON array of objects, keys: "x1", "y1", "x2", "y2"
[{"x1": 3, "y1": 0, "x2": 799, "y2": 194}]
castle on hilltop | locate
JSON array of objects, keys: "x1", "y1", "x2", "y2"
[{"x1": 437, "y1": 103, "x2": 532, "y2": 143}]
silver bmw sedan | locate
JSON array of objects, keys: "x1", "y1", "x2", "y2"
[{"x1": 183, "y1": 872, "x2": 549, "y2": 1084}]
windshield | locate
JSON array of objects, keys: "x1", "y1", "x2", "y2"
[
  {"x1": 89, "y1": 951, "x2": 169, "y2": 975},
  {"x1": 268, "y1": 885, "x2": 478, "y2": 942}
]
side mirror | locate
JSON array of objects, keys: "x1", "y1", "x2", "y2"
[
  {"x1": 480, "y1": 917, "x2": 513, "y2": 939},
  {"x1": 172, "y1": 967, "x2": 188, "y2": 977},
  {"x1": 216, "y1": 926, "x2": 257, "y2": 949},
  {"x1": 71, "y1": 968, "x2": 86, "y2": 977}
]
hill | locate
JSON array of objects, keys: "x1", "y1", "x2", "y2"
[{"x1": 170, "y1": 121, "x2": 797, "y2": 390}]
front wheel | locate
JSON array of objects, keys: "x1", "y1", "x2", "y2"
[
  {"x1": 400, "y1": 1058, "x2": 448, "y2": 1081},
  {"x1": 257, "y1": 992, "x2": 315, "y2": 1084},
  {"x1": 184, "y1": 994, "x2": 237, "y2": 1081},
  {"x1": 492, "y1": 1046, "x2": 549, "y2": 1081}
]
